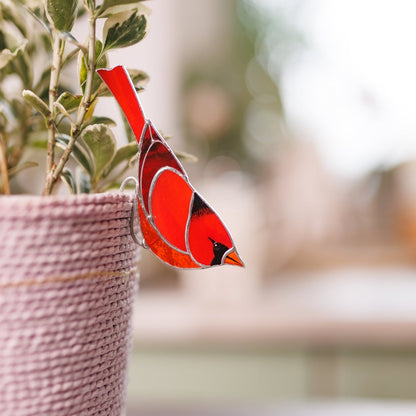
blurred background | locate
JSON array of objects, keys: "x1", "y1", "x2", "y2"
[{"x1": 101, "y1": 0, "x2": 416, "y2": 414}]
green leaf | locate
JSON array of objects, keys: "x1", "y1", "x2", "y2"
[
  {"x1": 0, "y1": 30, "x2": 32, "y2": 86},
  {"x1": 174, "y1": 150, "x2": 198, "y2": 163},
  {"x1": 12, "y1": 49, "x2": 33, "y2": 88},
  {"x1": 128, "y1": 68, "x2": 149, "y2": 88},
  {"x1": 97, "y1": 1, "x2": 148, "y2": 18},
  {"x1": 61, "y1": 168, "x2": 77, "y2": 193},
  {"x1": 0, "y1": 0, "x2": 28, "y2": 37},
  {"x1": 56, "y1": 92, "x2": 82, "y2": 113},
  {"x1": 58, "y1": 31, "x2": 87, "y2": 54},
  {"x1": 102, "y1": 9, "x2": 146, "y2": 52},
  {"x1": 81, "y1": 124, "x2": 116, "y2": 181},
  {"x1": 0, "y1": 40, "x2": 27, "y2": 70},
  {"x1": 79, "y1": 40, "x2": 108, "y2": 93},
  {"x1": 98, "y1": 0, "x2": 140, "y2": 14},
  {"x1": 22, "y1": 4, "x2": 51, "y2": 35},
  {"x1": 78, "y1": 169, "x2": 91, "y2": 193},
  {"x1": 107, "y1": 141, "x2": 138, "y2": 174},
  {"x1": 78, "y1": 50, "x2": 87, "y2": 89},
  {"x1": 83, "y1": 116, "x2": 117, "y2": 129},
  {"x1": 85, "y1": 0, "x2": 95, "y2": 13},
  {"x1": 45, "y1": 0, "x2": 78, "y2": 32},
  {"x1": 55, "y1": 134, "x2": 94, "y2": 176},
  {"x1": 22, "y1": 89, "x2": 51, "y2": 118}
]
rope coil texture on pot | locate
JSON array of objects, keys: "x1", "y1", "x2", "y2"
[{"x1": 0, "y1": 193, "x2": 139, "y2": 416}]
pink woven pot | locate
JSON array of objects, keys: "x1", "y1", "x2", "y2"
[{"x1": 0, "y1": 192, "x2": 139, "y2": 416}]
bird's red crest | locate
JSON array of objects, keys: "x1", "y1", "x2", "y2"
[{"x1": 98, "y1": 66, "x2": 244, "y2": 269}]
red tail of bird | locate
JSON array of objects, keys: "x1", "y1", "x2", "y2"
[{"x1": 97, "y1": 66, "x2": 146, "y2": 142}]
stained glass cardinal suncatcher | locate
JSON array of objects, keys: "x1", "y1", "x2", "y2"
[{"x1": 98, "y1": 66, "x2": 244, "y2": 269}]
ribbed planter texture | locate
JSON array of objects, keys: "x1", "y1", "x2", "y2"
[{"x1": 0, "y1": 192, "x2": 139, "y2": 416}]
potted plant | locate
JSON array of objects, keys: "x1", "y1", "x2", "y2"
[{"x1": 0, "y1": 0, "x2": 149, "y2": 413}]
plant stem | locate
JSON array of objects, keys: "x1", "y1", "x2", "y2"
[
  {"x1": 0, "y1": 134, "x2": 10, "y2": 195},
  {"x1": 43, "y1": 33, "x2": 65, "y2": 195},
  {"x1": 45, "y1": 8, "x2": 97, "y2": 195}
]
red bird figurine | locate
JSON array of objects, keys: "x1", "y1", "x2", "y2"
[{"x1": 98, "y1": 66, "x2": 244, "y2": 269}]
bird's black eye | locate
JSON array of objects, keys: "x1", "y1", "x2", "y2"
[{"x1": 209, "y1": 238, "x2": 229, "y2": 266}]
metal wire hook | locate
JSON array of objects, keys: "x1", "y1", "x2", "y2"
[{"x1": 120, "y1": 176, "x2": 148, "y2": 248}]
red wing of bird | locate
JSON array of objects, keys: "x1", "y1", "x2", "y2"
[
  {"x1": 139, "y1": 123, "x2": 186, "y2": 214},
  {"x1": 138, "y1": 199, "x2": 199, "y2": 269},
  {"x1": 150, "y1": 168, "x2": 193, "y2": 252}
]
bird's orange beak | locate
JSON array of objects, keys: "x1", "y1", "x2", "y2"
[{"x1": 224, "y1": 249, "x2": 245, "y2": 267}]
